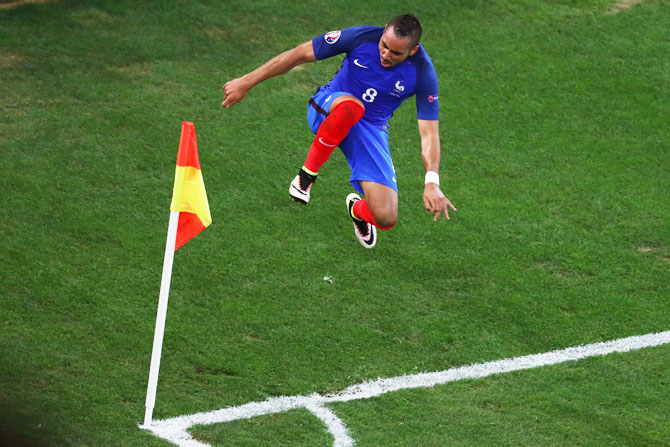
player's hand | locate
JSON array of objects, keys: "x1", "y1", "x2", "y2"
[
  {"x1": 423, "y1": 183, "x2": 456, "y2": 221},
  {"x1": 221, "y1": 77, "x2": 250, "y2": 108}
]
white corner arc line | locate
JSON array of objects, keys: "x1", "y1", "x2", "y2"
[
  {"x1": 141, "y1": 331, "x2": 670, "y2": 447},
  {"x1": 306, "y1": 399, "x2": 355, "y2": 447}
]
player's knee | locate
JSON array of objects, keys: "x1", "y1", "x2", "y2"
[
  {"x1": 335, "y1": 99, "x2": 365, "y2": 122},
  {"x1": 372, "y1": 207, "x2": 397, "y2": 230}
]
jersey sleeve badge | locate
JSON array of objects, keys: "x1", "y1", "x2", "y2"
[{"x1": 324, "y1": 30, "x2": 342, "y2": 44}]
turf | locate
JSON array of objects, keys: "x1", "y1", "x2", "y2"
[{"x1": 1, "y1": 0, "x2": 669, "y2": 446}]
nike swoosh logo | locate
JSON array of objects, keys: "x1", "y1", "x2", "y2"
[
  {"x1": 291, "y1": 184, "x2": 308, "y2": 196},
  {"x1": 353, "y1": 59, "x2": 369, "y2": 69},
  {"x1": 318, "y1": 138, "x2": 337, "y2": 147},
  {"x1": 359, "y1": 225, "x2": 375, "y2": 245},
  {"x1": 363, "y1": 232, "x2": 374, "y2": 244}
]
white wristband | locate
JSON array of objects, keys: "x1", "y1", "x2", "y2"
[{"x1": 425, "y1": 171, "x2": 440, "y2": 186}]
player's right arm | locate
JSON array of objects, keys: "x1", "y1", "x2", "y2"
[{"x1": 221, "y1": 40, "x2": 316, "y2": 108}]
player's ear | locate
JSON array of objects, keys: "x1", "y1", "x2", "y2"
[{"x1": 409, "y1": 45, "x2": 419, "y2": 56}]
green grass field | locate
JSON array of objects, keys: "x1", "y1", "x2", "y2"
[{"x1": 1, "y1": 0, "x2": 669, "y2": 446}]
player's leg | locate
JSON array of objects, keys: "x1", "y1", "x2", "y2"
[
  {"x1": 340, "y1": 119, "x2": 398, "y2": 248},
  {"x1": 303, "y1": 94, "x2": 364, "y2": 173},
  {"x1": 290, "y1": 93, "x2": 365, "y2": 204},
  {"x1": 355, "y1": 181, "x2": 398, "y2": 229},
  {"x1": 345, "y1": 182, "x2": 397, "y2": 249}
]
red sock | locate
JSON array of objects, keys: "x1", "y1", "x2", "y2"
[
  {"x1": 352, "y1": 199, "x2": 396, "y2": 230},
  {"x1": 304, "y1": 100, "x2": 365, "y2": 173}
]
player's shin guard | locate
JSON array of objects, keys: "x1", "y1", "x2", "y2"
[
  {"x1": 352, "y1": 199, "x2": 397, "y2": 230},
  {"x1": 304, "y1": 100, "x2": 365, "y2": 173}
]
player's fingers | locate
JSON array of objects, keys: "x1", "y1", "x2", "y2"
[
  {"x1": 221, "y1": 84, "x2": 228, "y2": 107},
  {"x1": 222, "y1": 94, "x2": 236, "y2": 108},
  {"x1": 432, "y1": 207, "x2": 446, "y2": 221},
  {"x1": 222, "y1": 83, "x2": 237, "y2": 107},
  {"x1": 438, "y1": 201, "x2": 453, "y2": 221},
  {"x1": 424, "y1": 196, "x2": 432, "y2": 212},
  {"x1": 432, "y1": 197, "x2": 446, "y2": 213}
]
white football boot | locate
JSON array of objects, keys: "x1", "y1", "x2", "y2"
[
  {"x1": 346, "y1": 193, "x2": 376, "y2": 248},
  {"x1": 289, "y1": 168, "x2": 317, "y2": 204}
]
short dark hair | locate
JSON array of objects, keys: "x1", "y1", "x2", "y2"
[{"x1": 387, "y1": 14, "x2": 422, "y2": 47}]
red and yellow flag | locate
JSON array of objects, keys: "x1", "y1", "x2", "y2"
[{"x1": 170, "y1": 122, "x2": 212, "y2": 250}]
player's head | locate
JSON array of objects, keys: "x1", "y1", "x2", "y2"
[
  {"x1": 379, "y1": 14, "x2": 422, "y2": 68},
  {"x1": 388, "y1": 14, "x2": 422, "y2": 47}
]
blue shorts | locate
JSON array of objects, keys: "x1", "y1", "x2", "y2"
[{"x1": 307, "y1": 88, "x2": 397, "y2": 195}]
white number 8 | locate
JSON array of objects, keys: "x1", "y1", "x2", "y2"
[{"x1": 362, "y1": 88, "x2": 377, "y2": 103}]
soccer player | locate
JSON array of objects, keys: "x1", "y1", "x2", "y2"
[{"x1": 222, "y1": 14, "x2": 456, "y2": 248}]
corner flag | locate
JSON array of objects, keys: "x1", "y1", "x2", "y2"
[
  {"x1": 171, "y1": 122, "x2": 212, "y2": 250},
  {"x1": 143, "y1": 121, "x2": 212, "y2": 427}
]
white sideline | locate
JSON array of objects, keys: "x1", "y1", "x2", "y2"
[{"x1": 140, "y1": 331, "x2": 670, "y2": 447}]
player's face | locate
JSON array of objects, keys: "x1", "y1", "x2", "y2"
[{"x1": 378, "y1": 26, "x2": 419, "y2": 68}]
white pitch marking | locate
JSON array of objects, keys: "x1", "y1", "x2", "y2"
[
  {"x1": 141, "y1": 331, "x2": 670, "y2": 447},
  {"x1": 306, "y1": 399, "x2": 355, "y2": 447}
]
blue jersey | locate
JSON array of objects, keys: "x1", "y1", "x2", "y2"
[{"x1": 312, "y1": 26, "x2": 440, "y2": 125}]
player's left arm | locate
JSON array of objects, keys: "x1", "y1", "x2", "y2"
[{"x1": 418, "y1": 119, "x2": 456, "y2": 221}]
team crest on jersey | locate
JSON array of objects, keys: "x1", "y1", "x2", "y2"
[
  {"x1": 428, "y1": 95, "x2": 439, "y2": 102},
  {"x1": 324, "y1": 30, "x2": 341, "y2": 44},
  {"x1": 389, "y1": 80, "x2": 406, "y2": 98}
]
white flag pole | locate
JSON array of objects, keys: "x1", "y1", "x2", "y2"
[{"x1": 143, "y1": 210, "x2": 180, "y2": 427}]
